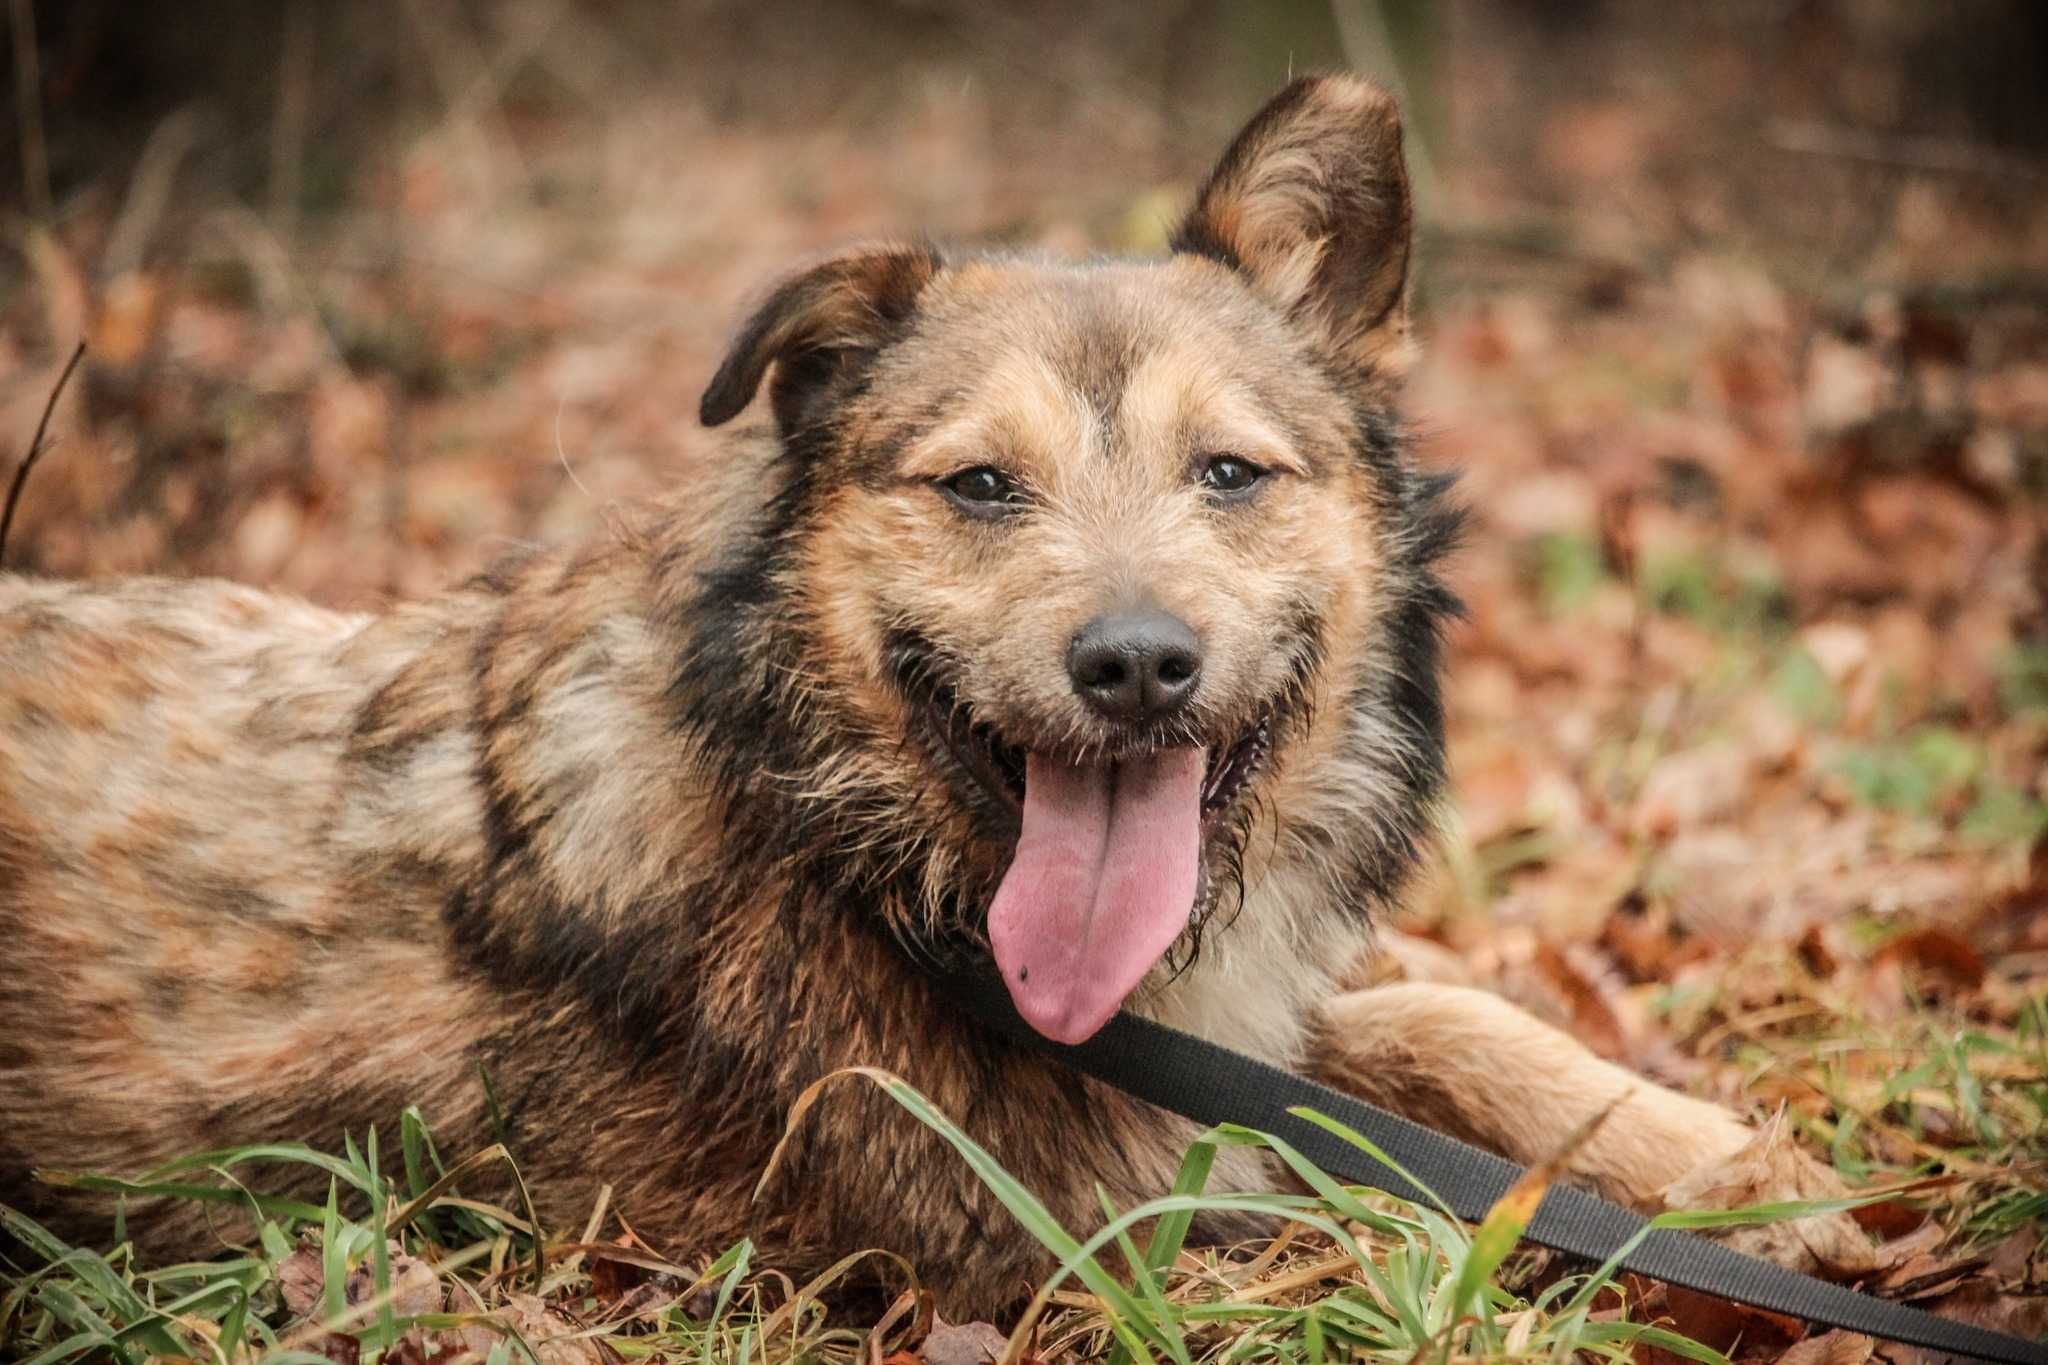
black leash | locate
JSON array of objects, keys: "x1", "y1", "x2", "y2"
[{"x1": 942, "y1": 969, "x2": 2048, "y2": 1364}]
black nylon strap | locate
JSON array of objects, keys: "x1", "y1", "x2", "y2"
[{"x1": 942, "y1": 970, "x2": 2048, "y2": 1364}]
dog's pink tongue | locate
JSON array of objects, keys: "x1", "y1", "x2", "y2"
[{"x1": 987, "y1": 748, "x2": 1206, "y2": 1045}]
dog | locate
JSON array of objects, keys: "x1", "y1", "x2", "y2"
[{"x1": 0, "y1": 75, "x2": 1761, "y2": 1315}]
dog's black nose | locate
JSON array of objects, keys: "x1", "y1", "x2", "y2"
[{"x1": 1066, "y1": 610, "x2": 1202, "y2": 723}]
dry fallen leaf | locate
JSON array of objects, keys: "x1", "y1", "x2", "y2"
[
  {"x1": 584, "y1": 1234, "x2": 686, "y2": 1316},
  {"x1": 1795, "y1": 923, "x2": 1842, "y2": 979},
  {"x1": 1774, "y1": 1328, "x2": 1875, "y2": 1364},
  {"x1": 919, "y1": 1316, "x2": 1009, "y2": 1365},
  {"x1": 278, "y1": 1238, "x2": 461, "y2": 1365},
  {"x1": 1878, "y1": 1249, "x2": 1986, "y2": 1304},
  {"x1": 1847, "y1": 1204, "x2": 1929, "y2": 1247},
  {"x1": 350, "y1": 1247, "x2": 444, "y2": 1320},
  {"x1": 1632, "y1": 743, "x2": 1749, "y2": 839},
  {"x1": 1600, "y1": 891, "x2": 1711, "y2": 982},
  {"x1": 278, "y1": 1237, "x2": 442, "y2": 1320},
  {"x1": 306, "y1": 1334, "x2": 362, "y2": 1365},
  {"x1": 1659, "y1": 1113, "x2": 1881, "y2": 1278},
  {"x1": 445, "y1": 1294, "x2": 620, "y2": 1365},
  {"x1": 278, "y1": 1238, "x2": 327, "y2": 1319},
  {"x1": 1983, "y1": 1227, "x2": 2046, "y2": 1288},
  {"x1": 1527, "y1": 939, "x2": 1633, "y2": 1061},
  {"x1": 1902, "y1": 1278, "x2": 2048, "y2": 1365},
  {"x1": 1655, "y1": 1282, "x2": 1805, "y2": 1358},
  {"x1": 1872, "y1": 927, "x2": 1987, "y2": 996}
]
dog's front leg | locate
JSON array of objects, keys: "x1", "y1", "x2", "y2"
[{"x1": 1308, "y1": 982, "x2": 1755, "y2": 1213}]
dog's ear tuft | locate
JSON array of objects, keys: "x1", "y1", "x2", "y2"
[
  {"x1": 1174, "y1": 74, "x2": 1414, "y2": 378},
  {"x1": 699, "y1": 242, "x2": 942, "y2": 431}
]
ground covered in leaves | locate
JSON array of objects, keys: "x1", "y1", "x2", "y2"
[{"x1": 0, "y1": 4, "x2": 2043, "y2": 1361}]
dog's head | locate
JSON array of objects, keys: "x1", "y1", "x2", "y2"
[{"x1": 694, "y1": 75, "x2": 1458, "y2": 1044}]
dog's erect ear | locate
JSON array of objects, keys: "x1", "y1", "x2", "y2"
[
  {"x1": 699, "y1": 242, "x2": 942, "y2": 431},
  {"x1": 1174, "y1": 74, "x2": 1414, "y2": 378}
]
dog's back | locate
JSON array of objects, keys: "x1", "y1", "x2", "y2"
[{"x1": 0, "y1": 576, "x2": 508, "y2": 1240}]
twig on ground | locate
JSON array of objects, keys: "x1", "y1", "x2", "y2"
[
  {"x1": 1766, "y1": 119, "x2": 2048, "y2": 183},
  {"x1": 0, "y1": 341, "x2": 88, "y2": 567},
  {"x1": 8, "y1": 0, "x2": 50, "y2": 224},
  {"x1": 1328, "y1": 0, "x2": 1441, "y2": 216},
  {"x1": 397, "y1": 0, "x2": 553, "y2": 206},
  {"x1": 269, "y1": 0, "x2": 316, "y2": 251},
  {"x1": 101, "y1": 109, "x2": 201, "y2": 280}
]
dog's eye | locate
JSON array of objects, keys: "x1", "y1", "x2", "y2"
[
  {"x1": 938, "y1": 466, "x2": 1022, "y2": 517},
  {"x1": 1199, "y1": 455, "x2": 1266, "y2": 499}
]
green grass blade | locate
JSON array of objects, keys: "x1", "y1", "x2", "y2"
[
  {"x1": 1443, "y1": 1128, "x2": 1566, "y2": 1329},
  {"x1": 1140, "y1": 1134, "x2": 1218, "y2": 1273},
  {"x1": 36, "y1": 1173, "x2": 326, "y2": 1223},
  {"x1": 24, "y1": 1280, "x2": 133, "y2": 1364},
  {"x1": 780, "y1": 1068, "x2": 1178, "y2": 1363},
  {"x1": 136, "y1": 1256, "x2": 265, "y2": 1286},
  {"x1": 133, "y1": 1143, "x2": 372, "y2": 1194},
  {"x1": 17, "y1": 1328, "x2": 118, "y2": 1365},
  {"x1": 698, "y1": 1236, "x2": 755, "y2": 1365},
  {"x1": 1557, "y1": 1222, "x2": 1659, "y2": 1319},
  {"x1": 343, "y1": 1132, "x2": 366, "y2": 1184},
  {"x1": 1580, "y1": 1320, "x2": 1733, "y2": 1363},
  {"x1": 320, "y1": 1177, "x2": 348, "y2": 1326},
  {"x1": 1283, "y1": 1107, "x2": 1462, "y2": 1225},
  {"x1": 400, "y1": 1106, "x2": 435, "y2": 1199},
  {"x1": 1314, "y1": 1293, "x2": 1406, "y2": 1343},
  {"x1": 259, "y1": 1219, "x2": 295, "y2": 1270},
  {"x1": 367, "y1": 1126, "x2": 397, "y2": 1352},
  {"x1": 0, "y1": 1209, "x2": 187, "y2": 1360},
  {"x1": 109, "y1": 1278, "x2": 246, "y2": 1353},
  {"x1": 216, "y1": 1282, "x2": 251, "y2": 1364},
  {"x1": 1210, "y1": 1123, "x2": 1422, "y2": 1240},
  {"x1": 0, "y1": 1203, "x2": 73, "y2": 1263},
  {"x1": 1094, "y1": 1185, "x2": 1190, "y2": 1365},
  {"x1": 1044, "y1": 1193, "x2": 1424, "y2": 1350},
  {"x1": 1649, "y1": 1194, "x2": 1889, "y2": 1230}
]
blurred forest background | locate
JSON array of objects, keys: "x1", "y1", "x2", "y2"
[{"x1": 1, "y1": 0, "x2": 2045, "y2": 1347}]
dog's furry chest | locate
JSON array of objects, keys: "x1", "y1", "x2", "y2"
[{"x1": 1139, "y1": 866, "x2": 1370, "y2": 1066}]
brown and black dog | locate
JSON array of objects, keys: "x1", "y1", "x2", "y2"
[{"x1": 0, "y1": 75, "x2": 1760, "y2": 1314}]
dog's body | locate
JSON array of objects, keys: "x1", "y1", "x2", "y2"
[{"x1": 0, "y1": 77, "x2": 1755, "y2": 1313}]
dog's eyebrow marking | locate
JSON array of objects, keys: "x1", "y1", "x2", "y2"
[
  {"x1": 1117, "y1": 345, "x2": 1315, "y2": 478},
  {"x1": 890, "y1": 351, "x2": 1093, "y2": 483},
  {"x1": 851, "y1": 398, "x2": 960, "y2": 490}
]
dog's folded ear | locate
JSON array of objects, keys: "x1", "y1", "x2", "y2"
[
  {"x1": 700, "y1": 242, "x2": 942, "y2": 432},
  {"x1": 1174, "y1": 74, "x2": 1414, "y2": 379}
]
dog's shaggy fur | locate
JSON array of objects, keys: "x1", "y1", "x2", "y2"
[{"x1": 0, "y1": 76, "x2": 1757, "y2": 1314}]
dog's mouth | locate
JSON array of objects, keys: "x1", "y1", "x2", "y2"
[
  {"x1": 895, "y1": 639, "x2": 1286, "y2": 1047},
  {"x1": 933, "y1": 703, "x2": 1274, "y2": 829}
]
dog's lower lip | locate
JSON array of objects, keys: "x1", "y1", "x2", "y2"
[
  {"x1": 929, "y1": 709, "x2": 1026, "y2": 814},
  {"x1": 933, "y1": 704, "x2": 1276, "y2": 826},
  {"x1": 1199, "y1": 712, "x2": 1272, "y2": 820}
]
